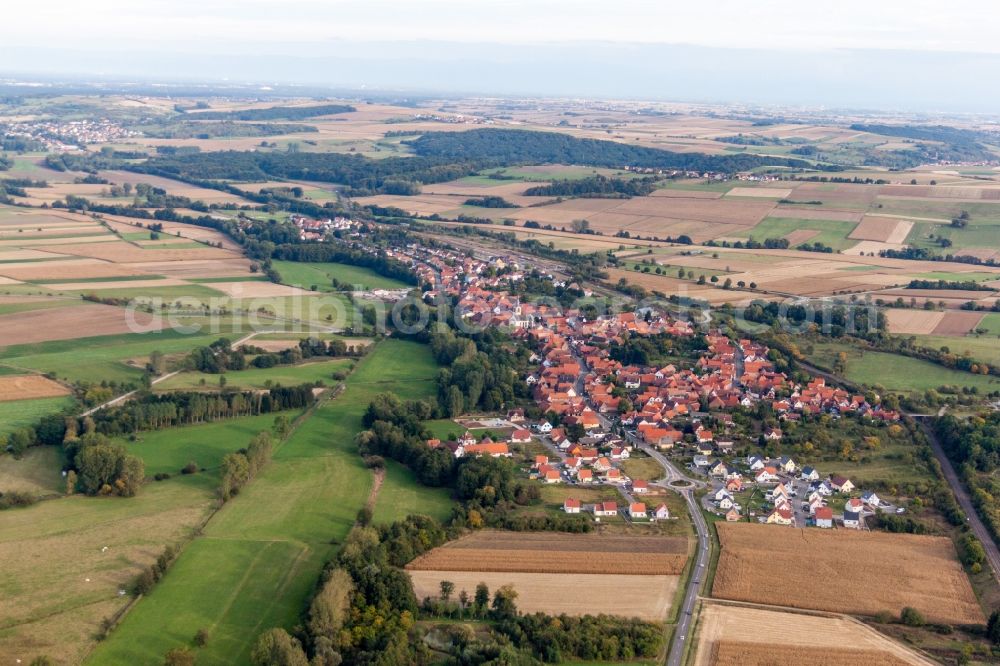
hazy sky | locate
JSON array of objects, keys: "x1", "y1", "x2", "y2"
[
  {"x1": 4, "y1": 1, "x2": 1000, "y2": 112},
  {"x1": 5, "y1": 0, "x2": 999, "y2": 53}
]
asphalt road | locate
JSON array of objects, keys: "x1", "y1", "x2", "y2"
[
  {"x1": 917, "y1": 417, "x2": 1000, "y2": 580},
  {"x1": 574, "y1": 349, "x2": 710, "y2": 666},
  {"x1": 796, "y1": 358, "x2": 1000, "y2": 583}
]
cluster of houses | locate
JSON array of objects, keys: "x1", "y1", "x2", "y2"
[
  {"x1": 703, "y1": 453, "x2": 882, "y2": 529},
  {"x1": 343, "y1": 233, "x2": 899, "y2": 530},
  {"x1": 2, "y1": 119, "x2": 140, "y2": 150},
  {"x1": 289, "y1": 214, "x2": 361, "y2": 241},
  {"x1": 561, "y1": 497, "x2": 671, "y2": 522}
]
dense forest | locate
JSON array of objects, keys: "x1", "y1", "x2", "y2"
[
  {"x1": 850, "y1": 124, "x2": 998, "y2": 165},
  {"x1": 935, "y1": 413, "x2": 1000, "y2": 542},
  {"x1": 408, "y1": 128, "x2": 812, "y2": 172},
  {"x1": 140, "y1": 122, "x2": 316, "y2": 139},
  {"x1": 523, "y1": 175, "x2": 659, "y2": 198},
  {"x1": 132, "y1": 128, "x2": 813, "y2": 196},
  {"x1": 184, "y1": 103, "x2": 355, "y2": 121}
]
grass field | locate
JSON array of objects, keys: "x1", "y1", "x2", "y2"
[
  {"x1": 739, "y1": 217, "x2": 859, "y2": 250},
  {"x1": 0, "y1": 446, "x2": 65, "y2": 496},
  {"x1": 913, "y1": 333, "x2": 1000, "y2": 366},
  {"x1": 89, "y1": 339, "x2": 439, "y2": 665},
  {"x1": 0, "y1": 319, "x2": 285, "y2": 385},
  {"x1": 372, "y1": 458, "x2": 454, "y2": 525},
  {"x1": 807, "y1": 342, "x2": 1000, "y2": 393},
  {"x1": 155, "y1": 359, "x2": 353, "y2": 392},
  {"x1": 122, "y1": 412, "x2": 303, "y2": 477},
  {"x1": 0, "y1": 473, "x2": 217, "y2": 665},
  {"x1": 0, "y1": 396, "x2": 76, "y2": 436},
  {"x1": 272, "y1": 260, "x2": 410, "y2": 291},
  {"x1": 977, "y1": 313, "x2": 1000, "y2": 335}
]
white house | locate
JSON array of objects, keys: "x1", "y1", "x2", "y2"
[
  {"x1": 800, "y1": 466, "x2": 819, "y2": 481},
  {"x1": 536, "y1": 421, "x2": 553, "y2": 433},
  {"x1": 843, "y1": 510, "x2": 862, "y2": 529},
  {"x1": 653, "y1": 504, "x2": 670, "y2": 520},
  {"x1": 563, "y1": 498, "x2": 581, "y2": 514},
  {"x1": 861, "y1": 491, "x2": 881, "y2": 507}
]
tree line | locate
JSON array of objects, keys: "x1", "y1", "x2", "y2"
[
  {"x1": 524, "y1": 175, "x2": 659, "y2": 198},
  {"x1": 88, "y1": 385, "x2": 317, "y2": 436}
]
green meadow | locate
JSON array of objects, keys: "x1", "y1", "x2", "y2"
[
  {"x1": 121, "y1": 412, "x2": 303, "y2": 477},
  {"x1": 0, "y1": 324, "x2": 268, "y2": 385},
  {"x1": 272, "y1": 259, "x2": 411, "y2": 291},
  {"x1": 808, "y1": 342, "x2": 1000, "y2": 394},
  {"x1": 89, "y1": 339, "x2": 444, "y2": 665},
  {"x1": 154, "y1": 358, "x2": 354, "y2": 392},
  {"x1": 739, "y1": 217, "x2": 859, "y2": 250},
  {"x1": 0, "y1": 396, "x2": 76, "y2": 437}
]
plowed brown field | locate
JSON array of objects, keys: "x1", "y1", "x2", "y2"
[
  {"x1": 406, "y1": 530, "x2": 688, "y2": 575},
  {"x1": 0, "y1": 375, "x2": 70, "y2": 401},
  {"x1": 693, "y1": 603, "x2": 935, "y2": 666},
  {"x1": 712, "y1": 523, "x2": 983, "y2": 625}
]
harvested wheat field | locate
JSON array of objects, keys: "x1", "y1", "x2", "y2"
[
  {"x1": 409, "y1": 571, "x2": 678, "y2": 620},
  {"x1": 406, "y1": 530, "x2": 688, "y2": 575},
  {"x1": 885, "y1": 309, "x2": 945, "y2": 335},
  {"x1": 0, "y1": 304, "x2": 161, "y2": 346},
  {"x1": 931, "y1": 311, "x2": 986, "y2": 336},
  {"x1": 693, "y1": 602, "x2": 934, "y2": 666},
  {"x1": 712, "y1": 642, "x2": 919, "y2": 666},
  {"x1": 53, "y1": 241, "x2": 239, "y2": 263},
  {"x1": 206, "y1": 281, "x2": 316, "y2": 298},
  {"x1": 124, "y1": 258, "x2": 255, "y2": 278},
  {"x1": 769, "y1": 207, "x2": 864, "y2": 222},
  {"x1": 649, "y1": 188, "x2": 723, "y2": 200},
  {"x1": 725, "y1": 187, "x2": 792, "y2": 198},
  {"x1": 713, "y1": 523, "x2": 983, "y2": 625},
  {"x1": 0, "y1": 258, "x2": 146, "y2": 282},
  {"x1": 782, "y1": 229, "x2": 820, "y2": 245},
  {"x1": 0, "y1": 375, "x2": 70, "y2": 401},
  {"x1": 850, "y1": 216, "x2": 914, "y2": 244}
]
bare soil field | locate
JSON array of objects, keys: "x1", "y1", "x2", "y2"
[
  {"x1": 712, "y1": 642, "x2": 918, "y2": 666},
  {"x1": 207, "y1": 281, "x2": 316, "y2": 298},
  {"x1": 885, "y1": 309, "x2": 945, "y2": 335},
  {"x1": 406, "y1": 530, "x2": 689, "y2": 575},
  {"x1": 605, "y1": 268, "x2": 766, "y2": 305},
  {"x1": 0, "y1": 224, "x2": 106, "y2": 237},
  {"x1": 844, "y1": 240, "x2": 909, "y2": 256},
  {"x1": 409, "y1": 571, "x2": 678, "y2": 620},
  {"x1": 693, "y1": 602, "x2": 935, "y2": 666},
  {"x1": 124, "y1": 258, "x2": 254, "y2": 278},
  {"x1": 0, "y1": 249, "x2": 71, "y2": 261},
  {"x1": 782, "y1": 229, "x2": 820, "y2": 245},
  {"x1": 355, "y1": 194, "x2": 468, "y2": 216},
  {"x1": 45, "y1": 278, "x2": 191, "y2": 291},
  {"x1": 608, "y1": 196, "x2": 775, "y2": 226},
  {"x1": 0, "y1": 375, "x2": 71, "y2": 401},
  {"x1": 850, "y1": 217, "x2": 914, "y2": 244},
  {"x1": 53, "y1": 241, "x2": 240, "y2": 263},
  {"x1": 712, "y1": 523, "x2": 983, "y2": 625},
  {"x1": 649, "y1": 189, "x2": 723, "y2": 200},
  {"x1": 768, "y1": 207, "x2": 864, "y2": 222},
  {"x1": 790, "y1": 183, "x2": 883, "y2": 207},
  {"x1": 931, "y1": 311, "x2": 986, "y2": 335},
  {"x1": 0, "y1": 258, "x2": 146, "y2": 281},
  {"x1": 0, "y1": 236, "x2": 119, "y2": 249},
  {"x1": 0, "y1": 304, "x2": 161, "y2": 347},
  {"x1": 725, "y1": 187, "x2": 792, "y2": 198}
]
